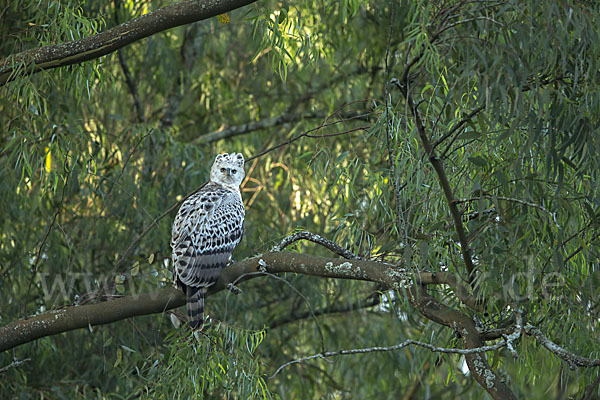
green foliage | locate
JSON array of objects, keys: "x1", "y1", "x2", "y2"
[
  {"x1": 142, "y1": 326, "x2": 273, "y2": 399},
  {"x1": 1, "y1": 0, "x2": 599, "y2": 398}
]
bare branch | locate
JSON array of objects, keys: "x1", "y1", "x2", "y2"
[
  {"x1": 268, "y1": 295, "x2": 381, "y2": 329},
  {"x1": 524, "y1": 324, "x2": 600, "y2": 369},
  {"x1": 246, "y1": 122, "x2": 371, "y2": 162},
  {"x1": 272, "y1": 231, "x2": 360, "y2": 260},
  {"x1": 0, "y1": 0, "x2": 258, "y2": 85},
  {"x1": 270, "y1": 325, "x2": 519, "y2": 379},
  {"x1": 456, "y1": 196, "x2": 559, "y2": 228},
  {"x1": 193, "y1": 112, "x2": 342, "y2": 144},
  {"x1": 0, "y1": 358, "x2": 30, "y2": 374},
  {"x1": 432, "y1": 104, "x2": 485, "y2": 152}
]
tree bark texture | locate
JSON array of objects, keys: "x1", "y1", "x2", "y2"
[
  {"x1": 0, "y1": 0, "x2": 258, "y2": 85},
  {"x1": 1, "y1": 252, "x2": 465, "y2": 352},
  {"x1": 0, "y1": 251, "x2": 516, "y2": 399}
]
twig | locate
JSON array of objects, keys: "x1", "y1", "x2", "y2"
[
  {"x1": 524, "y1": 324, "x2": 600, "y2": 369},
  {"x1": 383, "y1": 2, "x2": 408, "y2": 236},
  {"x1": 434, "y1": 16, "x2": 504, "y2": 39},
  {"x1": 0, "y1": 358, "x2": 30, "y2": 374},
  {"x1": 91, "y1": 181, "x2": 208, "y2": 302},
  {"x1": 455, "y1": 196, "x2": 559, "y2": 228},
  {"x1": 193, "y1": 111, "x2": 370, "y2": 144},
  {"x1": 112, "y1": 1, "x2": 146, "y2": 126},
  {"x1": 229, "y1": 270, "x2": 326, "y2": 354},
  {"x1": 305, "y1": 125, "x2": 370, "y2": 138},
  {"x1": 270, "y1": 331, "x2": 518, "y2": 379},
  {"x1": 432, "y1": 104, "x2": 485, "y2": 153},
  {"x1": 541, "y1": 220, "x2": 596, "y2": 274},
  {"x1": 271, "y1": 231, "x2": 360, "y2": 260},
  {"x1": 117, "y1": 50, "x2": 145, "y2": 123},
  {"x1": 24, "y1": 210, "x2": 60, "y2": 316},
  {"x1": 24, "y1": 171, "x2": 69, "y2": 316},
  {"x1": 269, "y1": 295, "x2": 381, "y2": 329},
  {"x1": 95, "y1": 128, "x2": 153, "y2": 221},
  {"x1": 246, "y1": 115, "x2": 372, "y2": 162}
]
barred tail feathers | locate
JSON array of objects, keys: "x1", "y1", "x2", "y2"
[{"x1": 186, "y1": 286, "x2": 208, "y2": 330}]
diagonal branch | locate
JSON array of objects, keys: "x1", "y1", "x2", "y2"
[
  {"x1": 0, "y1": 0, "x2": 258, "y2": 86},
  {"x1": 0, "y1": 358, "x2": 30, "y2": 374},
  {"x1": 432, "y1": 104, "x2": 485, "y2": 152},
  {"x1": 193, "y1": 113, "x2": 317, "y2": 144},
  {"x1": 272, "y1": 230, "x2": 360, "y2": 260},
  {"x1": 117, "y1": 49, "x2": 145, "y2": 123},
  {"x1": 193, "y1": 111, "x2": 372, "y2": 144},
  {"x1": 524, "y1": 324, "x2": 600, "y2": 369},
  {"x1": 391, "y1": 78, "x2": 477, "y2": 282}
]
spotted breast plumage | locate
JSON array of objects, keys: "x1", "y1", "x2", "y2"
[{"x1": 171, "y1": 153, "x2": 245, "y2": 330}]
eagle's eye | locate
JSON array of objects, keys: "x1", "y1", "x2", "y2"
[
  {"x1": 220, "y1": 167, "x2": 226, "y2": 173},
  {"x1": 231, "y1": 170, "x2": 237, "y2": 175}
]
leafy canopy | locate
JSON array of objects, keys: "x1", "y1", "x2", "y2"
[{"x1": 1, "y1": 0, "x2": 599, "y2": 398}]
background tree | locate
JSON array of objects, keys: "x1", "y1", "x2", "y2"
[{"x1": 1, "y1": 0, "x2": 599, "y2": 398}]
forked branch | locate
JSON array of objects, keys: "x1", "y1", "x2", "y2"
[{"x1": 391, "y1": 78, "x2": 477, "y2": 282}]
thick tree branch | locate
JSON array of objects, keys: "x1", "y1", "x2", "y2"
[
  {"x1": 410, "y1": 285, "x2": 516, "y2": 400},
  {"x1": 0, "y1": 252, "x2": 468, "y2": 352},
  {"x1": 4, "y1": 251, "x2": 596, "y2": 399},
  {"x1": 0, "y1": 0, "x2": 258, "y2": 86}
]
